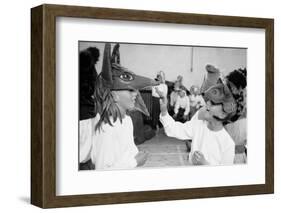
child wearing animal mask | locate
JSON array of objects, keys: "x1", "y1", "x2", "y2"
[
  {"x1": 157, "y1": 68, "x2": 246, "y2": 166},
  {"x1": 79, "y1": 43, "x2": 158, "y2": 170}
]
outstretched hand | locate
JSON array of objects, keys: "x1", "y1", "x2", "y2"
[{"x1": 155, "y1": 87, "x2": 168, "y2": 116}]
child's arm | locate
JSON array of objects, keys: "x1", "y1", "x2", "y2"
[
  {"x1": 156, "y1": 88, "x2": 193, "y2": 140},
  {"x1": 160, "y1": 114, "x2": 193, "y2": 140}
]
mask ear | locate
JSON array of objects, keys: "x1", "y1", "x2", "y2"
[
  {"x1": 200, "y1": 64, "x2": 221, "y2": 93},
  {"x1": 111, "y1": 43, "x2": 120, "y2": 64},
  {"x1": 101, "y1": 43, "x2": 113, "y2": 85}
]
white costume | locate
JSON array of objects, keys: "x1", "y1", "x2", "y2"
[
  {"x1": 160, "y1": 111, "x2": 235, "y2": 165},
  {"x1": 79, "y1": 118, "x2": 96, "y2": 163},
  {"x1": 78, "y1": 43, "x2": 157, "y2": 170},
  {"x1": 174, "y1": 95, "x2": 190, "y2": 116},
  {"x1": 79, "y1": 114, "x2": 138, "y2": 170}
]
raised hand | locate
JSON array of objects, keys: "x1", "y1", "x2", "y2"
[{"x1": 155, "y1": 87, "x2": 168, "y2": 116}]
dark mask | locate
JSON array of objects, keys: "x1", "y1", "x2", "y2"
[{"x1": 100, "y1": 43, "x2": 159, "y2": 116}]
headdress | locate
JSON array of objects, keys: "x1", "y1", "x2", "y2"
[
  {"x1": 79, "y1": 47, "x2": 100, "y2": 120},
  {"x1": 200, "y1": 64, "x2": 221, "y2": 93},
  {"x1": 201, "y1": 66, "x2": 247, "y2": 123},
  {"x1": 94, "y1": 43, "x2": 158, "y2": 130}
]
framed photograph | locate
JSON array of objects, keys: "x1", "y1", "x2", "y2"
[{"x1": 31, "y1": 4, "x2": 274, "y2": 208}]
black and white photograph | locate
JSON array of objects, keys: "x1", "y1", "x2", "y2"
[
  {"x1": 78, "y1": 41, "x2": 247, "y2": 171},
  {"x1": 28, "y1": 2, "x2": 274, "y2": 209}
]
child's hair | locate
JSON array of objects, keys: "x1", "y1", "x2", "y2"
[
  {"x1": 79, "y1": 47, "x2": 100, "y2": 100},
  {"x1": 214, "y1": 68, "x2": 247, "y2": 124},
  {"x1": 225, "y1": 68, "x2": 247, "y2": 90},
  {"x1": 79, "y1": 47, "x2": 100, "y2": 79},
  {"x1": 93, "y1": 74, "x2": 123, "y2": 132},
  {"x1": 225, "y1": 68, "x2": 247, "y2": 123}
]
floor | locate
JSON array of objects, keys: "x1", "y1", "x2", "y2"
[{"x1": 137, "y1": 128, "x2": 192, "y2": 168}]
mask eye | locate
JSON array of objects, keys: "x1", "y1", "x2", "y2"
[
  {"x1": 212, "y1": 89, "x2": 219, "y2": 95},
  {"x1": 120, "y1": 72, "x2": 134, "y2": 81}
]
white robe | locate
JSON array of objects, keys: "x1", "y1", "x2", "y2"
[
  {"x1": 160, "y1": 112, "x2": 235, "y2": 165},
  {"x1": 174, "y1": 96, "x2": 190, "y2": 116},
  {"x1": 79, "y1": 114, "x2": 138, "y2": 170}
]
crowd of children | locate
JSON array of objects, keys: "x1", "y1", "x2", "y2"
[
  {"x1": 165, "y1": 75, "x2": 205, "y2": 123},
  {"x1": 79, "y1": 43, "x2": 247, "y2": 170}
]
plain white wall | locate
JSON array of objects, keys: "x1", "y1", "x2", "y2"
[
  {"x1": 80, "y1": 42, "x2": 246, "y2": 89},
  {"x1": 0, "y1": 0, "x2": 279, "y2": 212}
]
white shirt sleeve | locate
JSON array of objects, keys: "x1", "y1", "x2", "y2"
[
  {"x1": 160, "y1": 113, "x2": 193, "y2": 140},
  {"x1": 79, "y1": 119, "x2": 93, "y2": 163}
]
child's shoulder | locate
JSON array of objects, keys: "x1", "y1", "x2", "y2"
[{"x1": 220, "y1": 128, "x2": 236, "y2": 146}]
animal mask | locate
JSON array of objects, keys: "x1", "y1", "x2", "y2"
[
  {"x1": 201, "y1": 65, "x2": 247, "y2": 122},
  {"x1": 203, "y1": 79, "x2": 237, "y2": 116},
  {"x1": 200, "y1": 64, "x2": 221, "y2": 93},
  {"x1": 100, "y1": 43, "x2": 158, "y2": 116}
]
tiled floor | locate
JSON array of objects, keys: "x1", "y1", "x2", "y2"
[{"x1": 137, "y1": 128, "x2": 192, "y2": 168}]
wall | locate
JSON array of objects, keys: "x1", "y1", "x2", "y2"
[
  {"x1": 80, "y1": 42, "x2": 246, "y2": 89},
  {"x1": 0, "y1": 0, "x2": 279, "y2": 212}
]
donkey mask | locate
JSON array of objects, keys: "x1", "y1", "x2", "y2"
[{"x1": 97, "y1": 43, "x2": 158, "y2": 118}]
